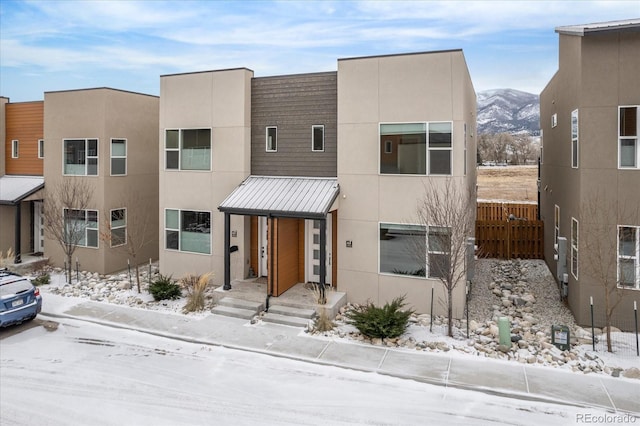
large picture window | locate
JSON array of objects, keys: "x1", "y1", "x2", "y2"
[
  {"x1": 111, "y1": 139, "x2": 127, "y2": 175},
  {"x1": 63, "y1": 209, "x2": 98, "y2": 248},
  {"x1": 379, "y1": 122, "x2": 451, "y2": 175},
  {"x1": 110, "y1": 208, "x2": 126, "y2": 247},
  {"x1": 64, "y1": 139, "x2": 98, "y2": 175},
  {"x1": 618, "y1": 226, "x2": 639, "y2": 289},
  {"x1": 571, "y1": 218, "x2": 578, "y2": 279},
  {"x1": 571, "y1": 109, "x2": 579, "y2": 168},
  {"x1": 619, "y1": 106, "x2": 638, "y2": 169},
  {"x1": 165, "y1": 129, "x2": 211, "y2": 171},
  {"x1": 379, "y1": 223, "x2": 451, "y2": 279},
  {"x1": 165, "y1": 209, "x2": 211, "y2": 254}
]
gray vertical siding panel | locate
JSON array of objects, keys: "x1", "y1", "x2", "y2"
[{"x1": 251, "y1": 72, "x2": 337, "y2": 177}]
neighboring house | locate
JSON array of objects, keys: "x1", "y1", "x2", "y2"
[
  {"x1": 43, "y1": 88, "x2": 159, "y2": 275},
  {"x1": 160, "y1": 50, "x2": 476, "y2": 315},
  {"x1": 540, "y1": 20, "x2": 640, "y2": 326},
  {"x1": 0, "y1": 98, "x2": 45, "y2": 263}
]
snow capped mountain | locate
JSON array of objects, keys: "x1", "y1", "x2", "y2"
[{"x1": 477, "y1": 89, "x2": 540, "y2": 135}]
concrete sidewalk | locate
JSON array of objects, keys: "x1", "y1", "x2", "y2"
[{"x1": 41, "y1": 296, "x2": 639, "y2": 416}]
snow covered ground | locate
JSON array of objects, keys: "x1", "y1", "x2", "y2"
[{"x1": 0, "y1": 318, "x2": 619, "y2": 426}]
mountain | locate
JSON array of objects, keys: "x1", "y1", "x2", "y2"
[{"x1": 477, "y1": 89, "x2": 540, "y2": 135}]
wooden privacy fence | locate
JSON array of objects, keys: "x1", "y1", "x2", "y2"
[{"x1": 475, "y1": 202, "x2": 543, "y2": 259}]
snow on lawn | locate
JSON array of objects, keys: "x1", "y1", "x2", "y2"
[{"x1": 0, "y1": 319, "x2": 615, "y2": 426}]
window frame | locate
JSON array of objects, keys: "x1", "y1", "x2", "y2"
[
  {"x1": 63, "y1": 138, "x2": 99, "y2": 176},
  {"x1": 618, "y1": 225, "x2": 640, "y2": 289},
  {"x1": 38, "y1": 139, "x2": 44, "y2": 159},
  {"x1": 110, "y1": 138, "x2": 127, "y2": 176},
  {"x1": 266, "y1": 126, "x2": 277, "y2": 152},
  {"x1": 571, "y1": 109, "x2": 579, "y2": 168},
  {"x1": 554, "y1": 205, "x2": 560, "y2": 245},
  {"x1": 540, "y1": 129, "x2": 543, "y2": 164},
  {"x1": 618, "y1": 105, "x2": 639, "y2": 169},
  {"x1": 164, "y1": 128, "x2": 212, "y2": 171},
  {"x1": 164, "y1": 208, "x2": 212, "y2": 255},
  {"x1": 571, "y1": 217, "x2": 578, "y2": 279},
  {"x1": 378, "y1": 121, "x2": 452, "y2": 176},
  {"x1": 63, "y1": 208, "x2": 99, "y2": 249},
  {"x1": 110, "y1": 208, "x2": 127, "y2": 248},
  {"x1": 11, "y1": 140, "x2": 18, "y2": 158},
  {"x1": 551, "y1": 113, "x2": 558, "y2": 128},
  {"x1": 311, "y1": 125, "x2": 325, "y2": 152}
]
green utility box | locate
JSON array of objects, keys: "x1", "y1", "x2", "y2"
[
  {"x1": 498, "y1": 317, "x2": 511, "y2": 347},
  {"x1": 551, "y1": 325, "x2": 571, "y2": 351}
]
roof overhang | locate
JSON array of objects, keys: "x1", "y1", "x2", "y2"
[
  {"x1": 0, "y1": 176, "x2": 44, "y2": 205},
  {"x1": 556, "y1": 19, "x2": 640, "y2": 36},
  {"x1": 219, "y1": 176, "x2": 339, "y2": 220}
]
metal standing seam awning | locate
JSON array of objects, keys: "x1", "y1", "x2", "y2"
[
  {"x1": 0, "y1": 175, "x2": 45, "y2": 264},
  {"x1": 218, "y1": 175, "x2": 340, "y2": 293},
  {"x1": 218, "y1": 175, "x2": 340, "y2": 219}
]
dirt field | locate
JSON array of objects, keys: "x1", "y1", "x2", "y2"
[{"x1": 477, "y1": 165, "x2": 538, "y2": 202}]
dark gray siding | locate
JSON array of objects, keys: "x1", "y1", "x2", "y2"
[{"x1": 251, "y1": 72, "x2": 337, "y2": 177}]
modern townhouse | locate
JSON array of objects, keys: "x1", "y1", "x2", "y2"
[
  {"x1": 0, "y1": 98, "x2": 45, "y2": 263},
  {"x1": 43, "y1": 88, "x2": 159, "y2": 275},
  {"x1": 160, "y1": 49, "x2": 476, "y2": 315},
  {"x1": 540, "y1": 19, "x2": 640, "y2": 326}
]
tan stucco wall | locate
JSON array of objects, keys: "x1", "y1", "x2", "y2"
[
  {"x1": 336, "y1": 51, "x2": 476, "y2": 315},
  {"x1": 159, "y1": 69, "x2": 253, "y2": 282},
  {"x1": 0, "y1": 97, "x2": 8, "y2": 177},
  {"x1": 541, "y1": 29, "x2": 640, "y2": 327},
  {"x1": 43, "y1": 88, "x2": 159, "y2": 275}
]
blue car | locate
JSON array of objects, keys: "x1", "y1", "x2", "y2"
[{"x1": 0, "y1": 269, "x2": 42, "y2": 327}]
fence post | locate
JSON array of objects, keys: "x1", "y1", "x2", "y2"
[
  {"x1": 634, "y1": 301, "x2": 638, "y2": 357},
  {"x1": 590, "y1": 296, "x2": 595, "y2": 351}
]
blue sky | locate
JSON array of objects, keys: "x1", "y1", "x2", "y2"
[{"x1": 1, "y1": 0, "x2": 638, "y2": 102}]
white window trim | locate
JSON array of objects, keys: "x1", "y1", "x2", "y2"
[
  {"x1": 378, "y1": 121, "x2": 453, "y2": 177},
  {"x1": 571, "y1": 217, "x2": 578, "y2": 280},
  {"x1": 554, "y1": 205, "x2": 560, "y2": 245},
  {"x1": 38, "y1": 139, "x2": 44, "y2": 159},
  {"x1": 110, "y1": 208, "x2": 127, "y2": 248},
  {"x1": 164, "y1": 208, "x2": 212, "y2": 255},
  {"x1": 571, "y1": 109, "x2": 579, "y2": 168},
  {"x1": 164, "y1": 128, "x2": 212, "y2": 172},
  {"x1": 63, "y1": 208, "x2": 99, "y2": 249},
  {"x1": 11, "y1": 140, "x2": 18, "y2": 158},
  {"x1": 311, "y1": 124, "x2": 324, "y2": 152},
  {"x1": 618, "y1": 105, "x2": 639, "y2": 170},
  {"x1": 551, "y1": 113, "x2": 558, "y2": 128},
  {"x1": 540, "y1": 129, "x2": 543, "y2": 164},
  {"x1": 266, "y1": 126, "x2": 277, "y2": 152},
  {"x1": 618, "y1": 225, "x2": 640, "y2": 289},
  {"x1": 62, "y1": 138, "x2": 99, "y2": 176},
  {"x1": 110, "y1": 138, "x2": 127, "y2": 176}
]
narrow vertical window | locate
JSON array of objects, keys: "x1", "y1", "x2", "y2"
[
  {"x1": 463, "y1": 123, "x2": 467, "y2": 176},
  {"x1": 618, "y1": 226, "x2": 639, "y2": 288},
  {"x1": 619, "y1": 106, "x2": 638, "y2": 169},
  {"x1": 571, "y1": 109, "x2": 578, "y2": 168},
  {"x1": 266, "y1": 127, "x2": 277, "y2": 152},
  {"x1": 111, "y1": 139, "x2": 127, "y2": 175},
  {"x1": 312, "y1": 125, "x2": 324, "y2": 152},
  {"x1": 571, "y1": 218, "x2": 578, "y2": 279},
  {"x1": 551, "y1": 113, "x2": 557, "y2": 128},
  {"x1": 38, "y1": 139, "x2": 44, "y2": 159},
  {"x1": 110, "y1": 208, "x2": 126, "y2": 247},
  {"x1": 11, "y1": 140, "x2": 19, "y2": 158},
  {"x1": 428, "y1": 122, "x2": 452, "y2": 175},
  {"x1": 554, "y1": 205, "x2": 560, "y2": 245},
  {"x1": 540, "y1": 129, "x2": 543, "y2": 164}
]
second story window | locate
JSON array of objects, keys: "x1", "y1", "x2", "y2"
[
  {"x1": 312, "y1": 125, "x2": 324, "y2": 152},
  {"x1": 619, "y1": 106, "x2": 638, "y2": 169},
  {"x1": 266, "y1": 127, "x2": 277, "y2": 152},
  {"x1": 571, "y1": 109, "x2": 579, "y2": 168},
  {"x1": 64, "y1": 139, "x2": 98, "y2": 176},
  {"x1": 111, "y1": 139, "x2": 127, "y2": 175},
  {"x1": 38, "y1": 139, "x2": 44, "y2": 159},
  {"x1": 11, "y1": 140, "x2": 19, "y2": 158},
  {"x1": 165, "y1": 128, "x2": 211, "y2": 171}
]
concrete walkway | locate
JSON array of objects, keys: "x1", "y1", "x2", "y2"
[{"x1": 40, "y1": 295, "x2": 639, "y2": 416}]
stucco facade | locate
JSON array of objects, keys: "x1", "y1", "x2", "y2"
[
  {"x1": 43, "y1": 88, "x2": 159, "y2": 275},
  {"x1": 540, "y1": 20, "x2": 640, "y2": 327}
]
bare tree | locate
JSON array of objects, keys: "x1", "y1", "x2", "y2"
[
  {"x1": 99, "y1": 193, "x2": 156, "y2": 293},
  {"x1": 416, "y1": 177, "x2": 476, "y2": 337},
  {"x1": 581, "y1": 191, "x2": 638, "y2": 352},
  {"x1": 42, "y1": 179, "x2": 93, "y2": 283},
  {"x1": 509, "y1": 133, "x2": 537, "y2": 165},
  {"x1": 478, "y1": 133, "x2": 511, "y2": 164}
]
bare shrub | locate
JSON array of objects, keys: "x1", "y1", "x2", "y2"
[
  {"x1": 312, "y1": 309, "x2": 336, "y2": 332},
  {"x1": 181, "y1": 273, "x2": 213, "y2": 313}
]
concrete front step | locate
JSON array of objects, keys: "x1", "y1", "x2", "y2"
[
  {"x1": 268, "y1": 304, "x2": 316, "y2": 319},
  {"x1": 211, "y1": 305, "x2": 258, "y2": 320},
  {"x1": 217, "y1": 297, "x2": 264, "y2": 312},
  {"x1": 261, "y1": 313, "x2": 313, "y2": 328}
]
